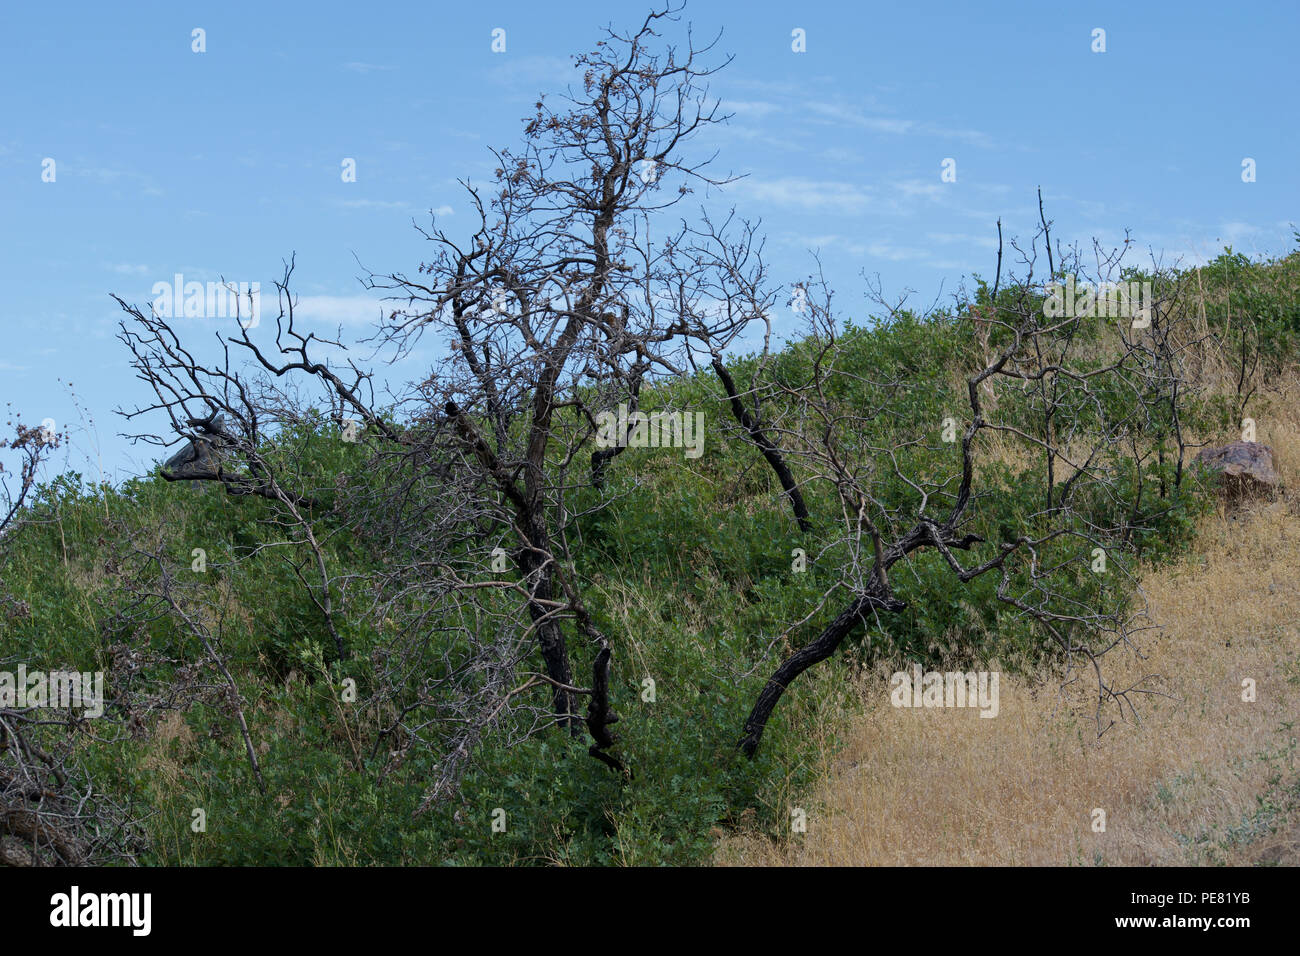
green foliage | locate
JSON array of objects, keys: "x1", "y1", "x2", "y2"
[
  {"x1": 6, "y1": 252, "x2": 1295, "y2": 866},
  {"x1": 1199, "y1": 248, "x2": 1300, "y2": 370}
]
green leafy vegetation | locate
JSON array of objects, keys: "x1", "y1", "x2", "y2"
[{"x1": 5, "y1": 249, "x2": 1294, "y2": 866}]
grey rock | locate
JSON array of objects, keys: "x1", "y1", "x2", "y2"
[
  {"x1": 161, "y1": 412, "x2": 227, "y2": 481},
  {"x1": 1193, "y1": 441, "x2": 1279, "y2": 497}
]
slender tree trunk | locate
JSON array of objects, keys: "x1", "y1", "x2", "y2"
[
  {"x1": 738, "y1": 588, "x2": 904, "y2": 756},
  {"x1": 585, "y1": 645, "x2": 624, "y2": 771},
  {"x1": 591, "y1": 375, "x2": 643, "y2": 488},
  {"x1": 712, "y1": 358, "x2": 813, "y2": 533},
  {"x1": 515, "y1": 517, "x2": 581, "y2": 731},
  {"x1": 445, "y1": 400, "x2": 580, "y2": 729}
]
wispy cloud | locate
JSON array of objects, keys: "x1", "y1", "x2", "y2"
[
  {"x1": 335, "y1": 199, "x2": 411, "y2": 210},
  {"x1": 293, "y1": 294, "x2": 389, "y2": 327},
  {"x1": 926, "y1": 232, "x2": 1000, "y2": 250},
  {"x1": 807, "y1": 102, "x2": 914, "y2": 136},
  {"x1": 861, "y1": 241, "x2": 931, "y2": 262},
  {"x1": 71, "y1": 163, "x2": 164, "y2": 196},
  {"x1": 727, "y1": 100, "x2": 782, "y2": 119},
  {"x1": 1218, "y1": 221, "x2": 1261, "y2": 243},
  {"x1": 333, "y1": 200, "x2": 452, "y2": 215},
  {"x1": 779, "y1": 232, "x2": 988, "y2": 270},
  {"x1": 733, "y1": 176, "x2": 874, "y2": 212},
  {"x1": 487, "y1": 55, "x2": 576, "y2": 90},
  {"x1": 894, "y1": 179, "x2": 945, "y2": 201},
  {"x1": 731, "y1": 174, "x2": 958, "y2": 215},
  {"x1": 805, "y1": 101, "x2": 993, "y2": 148},
  {"x1": 343, "y1": 61, "x2": 397, "y2": 74}
]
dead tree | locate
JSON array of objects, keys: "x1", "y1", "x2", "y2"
[
  {"x1": 114, "y1": 280, "x2": 359, "y2": 662},
  {"x1": 112, "y1": 3, "x2": 753, "y2": 803},
  {"x1": 738, "y1": 220, "x2": 1177, "y2": 756},
  {"x1": 670, "y1": 213, "x2": 813, "y2": 532},
  {"x1": 356, "y1": 2, "x2": 744, "y2": 767}
]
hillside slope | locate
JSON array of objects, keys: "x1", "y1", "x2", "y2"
[{"x1": 720, "y1": 375, "x2": 1300, "y2": 866}]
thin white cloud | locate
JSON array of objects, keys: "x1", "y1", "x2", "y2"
[
  {"x1": 487, "y1": 55, "x2": 576, "y2": 90},
  {"x1": 333, "y1": 200, "x2": 451, "y2": 215},
  {"x1": 727, "y1": 100, "x2": 782, "y2": 118},
  {"x1": 72, "y1": 164, "x2": 164, "y2": 195},
  {"x1": 733, "y1": 176, "x2": 874, "y2": 212},
  {"x1": 926, "y1": 232, "x2": 1000, "y2": 250},
  {"x1": 820, "y1": 146, "x2": 861, "y2": 164},
  {"x1": 805, "y1": 101, "x2": 993, "y2": 148},
  {"x1": 790, "y1": 234, "x2": 842, "y2": 250},
  {"x1": 859, "y1": 242, "x2": 930, "y2": 262},
  {"x1": 807, "y1": 102, "x2": 914, "y2": 136},
  {"x1": 895, "y1": 179, "x2": 945, "y2": 201},
  {"x1": 335, "y1": 199, "x2": 411, "y2": 210},
  {"x1": 293, "y1": 295, "x2": 389, "y2": 327},
  {"x1": 1219, "y1": 221, "x2": 1261, "y2": 241}
]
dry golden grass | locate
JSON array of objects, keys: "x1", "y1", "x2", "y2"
[{"x1": 718, "y1": 372, "x2": 1300, "y2": 868}]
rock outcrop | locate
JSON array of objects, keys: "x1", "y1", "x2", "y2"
[
  {"x1": 161, "y1": 412, "x2": 228, "y2": 481},
  {"x1": 1193, "y1": 441, "x2": 1280, "y2": 498}
]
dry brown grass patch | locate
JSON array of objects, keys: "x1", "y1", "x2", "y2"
[{"x1": 717, "y1": 379, "x2": 1300, "y2": 867}]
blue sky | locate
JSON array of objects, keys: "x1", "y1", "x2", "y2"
[{"x1": 2, "y1": 0, "x2": 1296, "y2": 483}]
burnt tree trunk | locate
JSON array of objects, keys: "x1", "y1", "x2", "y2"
[
  {"x1": 738, "y1": 588, "x2": 905, "y2": 757},
  {"x1": 446, "y1": 401, "x2": 581, "y2": 729},
  {"x1": 591, "y1": 373, "x2": 644, "y2": 489},
  {"x1": 712, "y1": 359, "x2": 812, "y2": 533},
  {"x1": 585, "y1": 645, "x2": 625, "y2": 771},
  {"x1": 512, "y1": 515, "x2": 585, "y2": 733},
  {"x1": 739, "y1": 520, "x2": 982, "y2": 757}
]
